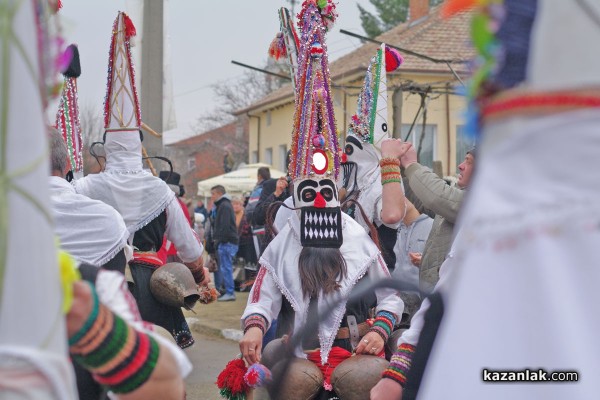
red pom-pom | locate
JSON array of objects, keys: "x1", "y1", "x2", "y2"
[
  {"x1": 57, "y1": 0, "x2": 62, "y2": 10},
  {"x1": 123, "y1": 13, "x2": 137, "y2": 38},
  {"x1": 385, "y1": 46, "x2": 404, "y2": 72},
  {"x1": 341, "y1": 153, "x2": 348, "y2": 163},
  {"x1": 216, "y1": 358, "x2": 249, "y2": 396},
  {"x1": 314, "y1": 192, "x2": 326, "y2": 208}
]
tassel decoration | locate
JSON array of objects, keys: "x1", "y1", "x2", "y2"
[
  {"x1": 268, "y1": 33, "x2": 287, "y2": 61},
  {"x1": 385, "y1": 46, "x2": 404, "y2": 72},
  {"x1": 123, "y1": 13, "x2": 137, "y2": 38},
  {"x1": 216, "y1": 358, "x2": 249, "y2": 400},
  {"x1": 198, "y1": 285, "x2": 219, "y2": 304}
]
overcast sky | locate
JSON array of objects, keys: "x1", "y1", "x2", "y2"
[{"x1": 56, "y1": 0, "x2": 374, "y2": 141}]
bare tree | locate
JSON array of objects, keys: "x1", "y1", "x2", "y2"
[
  {"x1": 79, "y1": 104, "x2": 104, "y2": 175},
  {"x1": 194, "y1": 68, "x2": 285, "y2": 133}
]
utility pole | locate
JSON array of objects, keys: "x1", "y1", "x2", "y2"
[{"x1": 141, "y1": 0, "x2": 164, "y2": 155}]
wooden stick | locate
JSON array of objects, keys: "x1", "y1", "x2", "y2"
[
  {"x1": 141, "y1": 121, "x2": 162, "y2": 138},
  {"x1": 142, "y1": 146, "x2": 157, "y2": 176}
]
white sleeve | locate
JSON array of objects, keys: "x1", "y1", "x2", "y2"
[
  {"x1": 240, "y1": 267, "x2": 283, "y2": 330},
  {"x1": 164, "y1": 199, "x2": 203, "y2": 262},
  {"x1": 370, "y1": 255, "x2": 405, "y2": 317}
]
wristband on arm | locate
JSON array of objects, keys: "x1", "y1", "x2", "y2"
[
  {"x1": 69, "y1": 286, "x2": 160, "y2": 394},
  {"x1": 381, "y1": 343, "x2": 416, "y2": 387},
  {"x1": 243, "y1": 313, "x2": 268, "y2": 335},
  {"x1": 380, "y1": 157, "x2": 402, "y2": 185},
  {"x1": 369, "y1": 310, "x2": 397, "y2": 343}
]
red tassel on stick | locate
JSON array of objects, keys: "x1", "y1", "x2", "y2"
[
  {"x1": 123, "y1": 13, "x2": 137, "y2": 38},
  {"x1": 216, "y1": 358, "x2": 249, "y2": 399},
  {"x1": 268, "y1": 33, "x2": 287, "y2": 61}
]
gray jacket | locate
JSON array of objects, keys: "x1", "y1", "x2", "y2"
[{"x1": 404, "y1": 163, "x2": 465, "y2": 292}]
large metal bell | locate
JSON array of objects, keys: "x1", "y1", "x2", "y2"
[
  {"x1": 331, "y1": 355, "x2": 388, "y2": 400},
  {"x1": 149, "y1": 262, "x2": 199, "y2": 310}
]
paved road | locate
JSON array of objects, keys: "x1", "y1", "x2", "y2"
[{"x1": 184, "y1": 332, "x2": 241, "y2": 400}]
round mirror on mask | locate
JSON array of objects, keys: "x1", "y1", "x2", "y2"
[{"x1": 312, "y1": 149, "x2": 328, "y2": 174}]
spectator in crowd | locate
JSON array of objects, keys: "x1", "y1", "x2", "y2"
[
  {"x1": 401, "y1": 146, "x2": 475, "y2": 291},
  {"x1": 209, "y1": 185, "x2": 239, "y2": 301},
  {"x1": 194, "y1": 199, "x2": 209, "y2": 226},
  {"x1": 231, "y1": 195, "x2": 257, "y2": 282}
]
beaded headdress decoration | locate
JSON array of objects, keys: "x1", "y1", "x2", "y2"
[
  {"x1": 342, "y1": 44, "x2": 402, "y2": 193},
  {"x1": 55, "y1": 44, "x2": 83, "y2": 175},
  {"x1": 289, "y1": 0, "x2": 342, "y2": 248},
  {"x1": 103, "y1": 11, "x2": 141, "y2": 134},
  {"x1": 347, "y1": 44, "x2": 403, "y2": 150}
]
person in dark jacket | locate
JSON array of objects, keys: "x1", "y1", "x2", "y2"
[{"x1": 209, "y1": 185, "x2": 239, "y2": 301}]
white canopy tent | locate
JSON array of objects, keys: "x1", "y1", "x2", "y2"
[{"x1": 197, "y1": 163, "x2": 287, "y2": 198}]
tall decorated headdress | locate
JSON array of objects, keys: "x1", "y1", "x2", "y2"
[
  {"x1": 342, "y1": 43, "x2": 403, "y2": 194},
  {"x1": 289, "y1": 0, "x2": 342, "y2": 249},
  {"x1": 1, "y1": 0, "x2": 77, "y2": 397},
  {"x1": 55, "y1": 44, "x2": 83, "y2": 177},
  {"x1": 103, "y1": 11, "x2": 141, "y2": 138}
]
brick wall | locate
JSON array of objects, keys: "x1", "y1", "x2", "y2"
[{"x1": 167, "y1": 118, "x2": 249, "y2": 199}]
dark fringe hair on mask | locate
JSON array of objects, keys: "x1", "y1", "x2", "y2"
[{"x1": 298, "y1": 247, "x2": 347, "y2": 298}]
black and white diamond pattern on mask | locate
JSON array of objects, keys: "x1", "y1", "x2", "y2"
[{"x1": 300, "y1": 207, "x2": 343, "y2": 248}]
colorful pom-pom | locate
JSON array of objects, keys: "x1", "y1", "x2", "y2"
[
  {"x1": 244, "y1": 363, "x2": 272, "y2": 388},
  {"x1": 216, "y1": 358, "x2": 249, "y2": 400},
  {"x1": 310, "y1": 43, "x2": 324, "y2": 59},
  {"x1": 384, "y1": 46, "x2": 404, "y2": 72},
  {"x1": 123, "y1": 13, "x2": 137, "y2": 38},
  {"x1": 312, "y1": 134, "x2": 325, "y2": 148}
]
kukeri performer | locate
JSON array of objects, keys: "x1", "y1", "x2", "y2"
[
  {"x1": 73, "y1": 11, "x2": 208, "y2": 349},
  {"x1": 238, "y1": 2, "x2": 403, "y2": 399}
]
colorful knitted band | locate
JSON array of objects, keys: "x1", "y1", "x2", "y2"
[
  {"x1": 68, "y1": 283, "x2": 100, "y2": 346},
  {"x1": 381, "y1": 343, "x2": 416, "y2": 387},
  {"x1": 379, "y1": 157, "x2": 401, "y2": 167},
  {"x1": 368, "y1": 311, "x2": 396, "y2": 342},
  {"x1": 244, "y1": 313, "x2": 268, "y2": 335},
  {"x1": 481, "y1": 89, "x2": 600, "y2": 122},
  {"x1": 70, "y1": 302, "x2": 160, "y2": 394},
  {"x1": 380, "y1": 157, "x2": 401, "y2": 186}
]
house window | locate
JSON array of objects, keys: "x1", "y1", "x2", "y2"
[
  {"x1": 251, "y1": 150, "x2": 258, "y2": 163},
  {"x1": 401, "y1": 124, "x2": 437, "y2": 168},
  {"x1": 279, "y1": 144, "x2": 288, "y2": 172},
  {"x1": 266, "y1": 111, "x2": 272, "y2": 127},
  {"x1": 187, "y1": 158, "x2": 196, "y2": 171},
  {"x1": 455, "y1": 125, "x2": 476, "y2": 167},
  {"x1": 264, "y1": 147, "x2": 273, "y2": 166}
]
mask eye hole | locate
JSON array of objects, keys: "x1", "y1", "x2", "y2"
[
  {"x1": 381, "y1": 122, "x2": 388, "y2": 132},
  {"x1": 320, "y1": 187, "x2": 333, "y2": 201},
  {"x1": 301, "y1": 188, "x2": 316, "y2": 203},
  {"x1": 345, "y1": 144, "x2": 354, "y2": 155}
]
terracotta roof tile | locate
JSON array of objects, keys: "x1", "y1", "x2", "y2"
[{"x1": 236, "y1": 7, "x2": 474, "y2": 114}]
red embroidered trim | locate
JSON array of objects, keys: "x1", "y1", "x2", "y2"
[
  {"x1": 252, "y1": 267, "x2": 267, "y2": 303},
  {"x1": 482, "y1": 92, "x2": 600, "y2": 121},
  {"x1": 132, "y1": 252, "x2": 163, "y2": 267}
]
